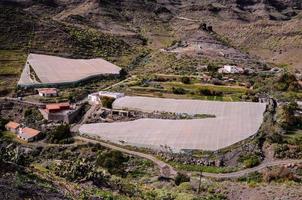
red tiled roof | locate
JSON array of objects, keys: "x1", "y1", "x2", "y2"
[
  {"x1": 21, "y1": 127, "x2": 40, "y2": 137},
  {"x1": 46, "y1": 104, "x2": 60, "y2": 110},
  {"x1": 46, "y1": 102, "x2": 70, "y2": 111},
  {"x1": 5, "y1": 121, "x2": 20, "y2": 129}
]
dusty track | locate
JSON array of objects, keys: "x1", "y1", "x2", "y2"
[
  {"x1": 74, "y1": 136, "x2": 177, "y2": 178},
  {"x1": 202, "y1": 159, "x2": 302, "y2": 179},
  {"x1": 75, "y1": 136, "x2": 302, "y2": 180}
]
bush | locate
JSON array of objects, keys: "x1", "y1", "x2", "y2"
[
  {"x1": 181, "y1": 76, "x2": 191, "y2": 84},
  {"x1": 276, "y1": 102, "x2": 299, "y2": 129},
  {"x1": 47, "y1": 124, "x2": 72, "y2": 144},
  {"x1": 101, "y1": 96, "x2": 115, "y2": 109},
  {"x1": 238, "y1": 153, "x2": 261, "y2": 168},
  {"x1": 274, "y1": 73, "x2": 300, "y2": 92},
  {"x1": 97, "y1": 150, "x2": 129, "y2": 176},
  {"x1": 172, "y1": 87, "x2": 186, "y2": 95},
  {"x1": 199, "y1": 88, "x2": 223, "y2": 96},
  {"x1": 0, "y1": 117, "x2": 8, "y2": 132},
  {"x1": 207, "y1": 63, "x2": 219, "y2": 72},
  {"x1": 174, "y1": 172, "x2": 190, "y2": 186}
]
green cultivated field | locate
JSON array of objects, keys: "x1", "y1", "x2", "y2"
[{"x1": 0, "y1": 50, "x2": 26, "y2": 95}]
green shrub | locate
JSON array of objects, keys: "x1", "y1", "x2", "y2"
[
  {"x1": 97, "y1": 150, "x2": 129, "y2": 176},
  {"x1": 276, "y1": 102, "x2": 299, "y2": 130},
  {"x1": 181, "y1": 76, "x2": 191, "y2": 84},
  {"x1": 199, "y1": 88, "x2": 223, "y2": 96},
  {"x1": 238, "y1": 172, "x2": 262, "y2": 183},
  {"x1": 174, "y1": 172, "x2": 190, "y2": 186},
  {"x1": 207, "y1": 63, "x2": 219, "y2": 72},
  {"x1": 0, "y1": 117, "x2": 8, "y2": 132},
  {"x1": 101, "y1": 96, "x2": 115, "y2": 109},
  {"x1": 238, "y1": 153, "x2": 261, "y2": 168},
  {"x1": 172, "y1": 87, "x2": 186, "y2": 95},
  {"x1": 274, "y1": 73, "x2": 300, "y2": 92},
  {"x1": 47, "y1": 124, "x2": 72, "y2": 144}
]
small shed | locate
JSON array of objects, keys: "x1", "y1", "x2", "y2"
[
  {"x1": 18, "y1": 127, "x2": 41, "y2": 142},
  {"x1": 5, "y1": 121, "x2": 20, "y2": 133}
]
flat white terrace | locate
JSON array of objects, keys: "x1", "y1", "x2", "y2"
[
  {"x1": 80, "y1": 96, "x2": 267, "y2": 151},
  {"x1": 18, "y1": 53, "x2": 121, "y2": 87}
]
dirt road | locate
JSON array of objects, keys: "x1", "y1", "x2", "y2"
[
  {"x1": 75, "y1": 136, "x2": 302, "y2": 180},
  {"x1": 74, "y1": 136, "x2": 177, "y2": 178},
  {"x1": 202, "y1": 159, "x2": 302, "y2": 179}
]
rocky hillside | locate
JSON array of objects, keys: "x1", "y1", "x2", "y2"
[
  {"x1": 1, "y1": 0, "x2": 301, "y2": 68},
  {"x1": 0, "y1": 0, "x2": 301, "y2": 96}
]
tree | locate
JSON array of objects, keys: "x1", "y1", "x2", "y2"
[
  {"x1": 207, "y1": 63, "x2": 219, "y2": 72},
  {"x1": 97, "y1": 150, "x2": 129, "y2": 176},
  {"x1": 101, "y1": 96, "x2": 115, "y2": 108},
  {"x1": 0, "y1": 117, "x2": 8, "y2": 132},
  {"x1": 47, "y1": 124, "x2": 72, "y2": 144},
  {"x1": 181, "y1": 76, "x2": 191, "y2": 84},
  {"x1": 174, "y1": 172, "x2": 190, "y2": 186},
  {"x1": 276, "y1": 102, "x2": 298, "y2": 129},
  {"x1": 172, "y1": 87, "x2": 186, "y2": 95}
]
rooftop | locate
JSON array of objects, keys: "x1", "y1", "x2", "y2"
[
  {"x1": 5, "y1": 121, "x2": 20, "y2": 129},
  {"x1": 46, "y1": 102, "x2": 70, "y2": 112},
  {"x1": 20, "y1": 127, "x2": 40, "y2": 138}
]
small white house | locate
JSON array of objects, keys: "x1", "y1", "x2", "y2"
[
  {"x1": 218, "y1": 65, "x2": 244, "y2": 74},
  {"x1": 37, "y1": 88, "x2": 58, "y2": 97},
  {"x1": 88, "y1": 91, "x2": 125, "y2": 105}
]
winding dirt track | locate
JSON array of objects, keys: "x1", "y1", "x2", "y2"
[
  {"x1": 74, "y1": 136, "x2": 177, "y2": 178},
  {"x1": 75, "y1": 136, "x2": 302, "y2": 179},
  {"x1": 202, "y1": 159, "x2": 302, "y2": 179}
]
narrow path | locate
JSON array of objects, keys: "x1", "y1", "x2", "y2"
[
  {"x1": 75, "y1": 136, "x2": 302, "y2": 180},
  {"x1": 74, "y1": 136, "x2": 177, "y2": 178},
  {"x1": 202, "y1": 159, "x2": 302, "y2": 179},
  {"x1": 103, "y1": 76, "x2": 135, "y2": 91},
  {"x1": 175, "y1": 16, "x2": 200, "y2": 22}
]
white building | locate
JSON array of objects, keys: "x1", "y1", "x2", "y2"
[
  {"x1": 88, "y1": 91, "x2": 125, "y2": 105},
  {"x1": 37, "y1": 88, "x2": 58, "y2": 97},
  {"x1": 218, "y1": 65, "x2": 244, "y2": 74}
]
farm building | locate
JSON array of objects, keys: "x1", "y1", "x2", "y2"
[
  {"x1": 37, "y1": 88, "x2": 58, "y2": 97},
  {"x1": 18, "y1": 54, "x2": 121, "y2": 88},
  {"x1": 5, "y1": 121, "x2": 20, "y2": 133},
  {"x1": 218, "y1": 65, "x2": 244, "y2": 74},
  {"x1": 45, "y1": 102, "x2": 71, "y2": 113},
  {"x1": 40, "y1": 102, "x2": 82, "y2": 123},
  {"x1": 80, "y1": 96, "x2": 267, "y2": 152},
  {"x1": 18, "y1": 127, "x2": 41, "y2": 142},
  {"x1": 88, "y1": 91, "x2": 125, "y2": 105}
]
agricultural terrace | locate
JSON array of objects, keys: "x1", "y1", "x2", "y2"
[
  {"x1": 80, "y1": 96, "x2": 267, "y2": 152},
  {"x1": 111, "y1": 75, "x2": 252, "y2": 102},
  {"x1": 18, "y1": 54, "x2": 121, "y2": 87}
]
